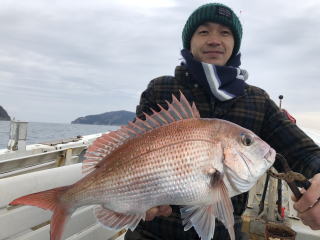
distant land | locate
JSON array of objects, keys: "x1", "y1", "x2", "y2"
[
  {"x1": 0, "y1": 106, "x2": 10, "y2": 121},
  {"x1": 71, "y1": 110, "x2": 136, "y2": 125}
]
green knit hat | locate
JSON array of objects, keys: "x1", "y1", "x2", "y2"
[{"x1": 182, "y1": 3, "x2": 242, "y2": 56}]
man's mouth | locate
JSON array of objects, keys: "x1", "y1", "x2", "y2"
[{"x1": 203, "y1": 51, "x2": 224, "y2": 57}]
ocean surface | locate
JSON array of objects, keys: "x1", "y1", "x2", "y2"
[{"x1": 0, "y1": 121, "x2": 119, "y2": 149}]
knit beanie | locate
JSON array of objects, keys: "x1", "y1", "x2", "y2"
[{"x1": 182, "y1": 3, "x2": 242, "y2": 56}]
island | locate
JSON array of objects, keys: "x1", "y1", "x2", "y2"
[
  {"x1": 0, "y1": 106, "x2": 10, "y2": 121},
  {"x1": 71, "y1": 110, "x2": 136, "y2": 126}
]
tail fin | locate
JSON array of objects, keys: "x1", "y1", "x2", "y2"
[{"x1": 10, "y1": 186, "x2": 71, "y2": 240}]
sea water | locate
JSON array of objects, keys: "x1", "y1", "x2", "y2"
[{"x1": 0, "y1": 121, "x2": 119, "y2": 149}]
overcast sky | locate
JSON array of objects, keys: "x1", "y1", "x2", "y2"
[{"x1": 0, "y1": 0, "x2": 320, "y2": 130}]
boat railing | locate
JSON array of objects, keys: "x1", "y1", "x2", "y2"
[
  {"x1": 244, "y1": 168, "x2": 320, "y2": 239},
  {"x1": 0, "y1": 163, "x2": 125, "y2": 240},
  {"x1": 0, "y1": 133, "x2": 103, "y2": 179},
  {"x1": 0, "y1": 147, "x2": 84, "y2": 179},
  {"x1": 1, "y1": 123, "x2": 319, "y2": 239}
]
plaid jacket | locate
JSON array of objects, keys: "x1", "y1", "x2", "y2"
[{"x1": 125, "y1": 65, "x2": 320, "y2": 240}]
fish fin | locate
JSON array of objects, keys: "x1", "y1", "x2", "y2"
[
  {"x1": 83, "y1": 130, "x2": 132, "y2": 173},
  {"x1": 213, "y1": 181, "x2": 235, "y2": 240},
  {"x1": 82, "y1": 91, "x2": 200, "y2": 174},
  {"x1": 180, "y1": 182, "x2": 235, "y2": 240},
  {"x1": 9, "y1": 186, "x2": 71, "y2": 240},
  {"x1": 163, "y1": 91, "x2": 200, "y2": 120},
  {"x1": 191, "y1": 102, "x2": 200, "y2": 118},
  {"x1": 177, "y1": 91, "x2": 200, "y2": 118},
  {"x1": 94, "y1": 206, "x2": 144, "y2": 231},
  {"x1": 180, "y1": 205, "x2": 216, "y2": 240}
]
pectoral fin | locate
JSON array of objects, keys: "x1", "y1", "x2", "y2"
[
  {"x1": 181, "y1": 205, "x2": 216, "y2": 240},
  {"x1": 213, "y1": 181, "x2": 235, "y2": 240},
  {"x1": 94, "y1": 206, "x2": 144, "y2": 231},
  {"x1": 180, "y1": 181, "x2": 235, "y2": 240}
]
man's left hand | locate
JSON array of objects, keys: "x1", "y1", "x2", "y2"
[{"x1": 293, "y1": 173, "x2": 320, "y2": 230}]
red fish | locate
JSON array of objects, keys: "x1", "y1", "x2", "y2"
[{"x1": 10, "y1": 92, "x2": 276, "y2": 240}]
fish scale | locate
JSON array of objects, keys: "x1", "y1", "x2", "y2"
[
  {"x1": 10, "y1": 92, "x2": 276, "y2": 240},
  {"x1": 81, "y1": 141, "x2": 206, "y2": 212},
  {"x1": 75, "y1": 121, "x2": 217, "y2": 211},
  {"x1": 75, "y1": 120, "x2": 208, "y2": 182}
]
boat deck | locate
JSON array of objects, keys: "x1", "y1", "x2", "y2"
[{"x1": 0, "y1": 127, "x2": 319, "y2": 240}]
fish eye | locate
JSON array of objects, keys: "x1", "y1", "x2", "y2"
[{"x1": 240, "y1": 133, "x2": 254, "y2": 146}]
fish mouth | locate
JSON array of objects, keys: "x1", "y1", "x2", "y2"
[{"x1": 264, "y1": 148, "x2": 276, "y2": 164}]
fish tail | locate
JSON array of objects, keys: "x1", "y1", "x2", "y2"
[{"x1": 10, "y1": 186, "x2": 71, "y2": 240}]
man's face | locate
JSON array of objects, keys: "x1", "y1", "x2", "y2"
[{"x1": 190, "y1": 22, "x2": 234, "y2": 66}]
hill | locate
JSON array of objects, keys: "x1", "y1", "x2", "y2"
[
  {"x1": 71, "y1": 110, "x2": 135, "y2": 125},
  {"x1": 0, "y1": 106, "x2": 10, "y2": 121}
]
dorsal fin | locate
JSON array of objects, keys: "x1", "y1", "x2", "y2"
[{"x1": 82, "y1": 91, "x2": 200, "y2": 174}]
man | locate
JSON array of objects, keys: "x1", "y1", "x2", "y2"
[{"x1": 125, "y1": 3, "x2": 320, "y2": 239}]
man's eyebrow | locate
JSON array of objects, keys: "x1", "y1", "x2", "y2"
[
  {"x1": 199, "y1": 22, "x2": 210, "y2": 27},
  {"x1": 199, "y1": 22, "x2": 231, "y2": 30}
]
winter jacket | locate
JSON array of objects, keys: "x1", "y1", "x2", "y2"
[{"x1": 125, "y1": 65, "x2": 320, "y2": 240}]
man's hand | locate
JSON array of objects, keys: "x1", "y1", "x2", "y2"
[
  {"x1": 293, "y1": 173, "x2": 320, "y2": 230},
  {"x1": 145, "y1": 205, "x2": 172, "y2": 221}
]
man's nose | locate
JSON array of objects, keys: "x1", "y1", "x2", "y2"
[{"x1": 206, "y1": 33, "x2": 221, "y2": 45}]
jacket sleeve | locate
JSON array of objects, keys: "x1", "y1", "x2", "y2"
[
  {"x1": 136, "y1": 80, "x2": 158, "y2": 120},
  {"x1": 260, "y1": 95, "x2": 320, "y2": 179}
]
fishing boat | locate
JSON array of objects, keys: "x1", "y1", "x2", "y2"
[
  {"x1": 0, "y1": 120, "x2": 125, "y2": 240},
  {"x1": 0, "y1": 120, "x2": 319, "y2": 240}
]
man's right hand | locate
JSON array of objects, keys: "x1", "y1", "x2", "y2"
[
  {"x1": 293, "y1": 173, "x2": 320, "y2": 230},
  {"x1": 145, "y1": 205, "x2": 172, "y2": 221}
]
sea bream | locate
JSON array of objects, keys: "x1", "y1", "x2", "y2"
[{"x1": 10, "y1": 92, "x2": 276, "y2": 240}]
